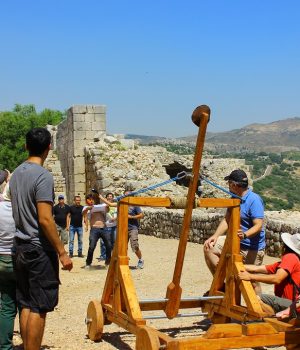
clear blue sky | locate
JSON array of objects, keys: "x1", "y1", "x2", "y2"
[{"x1": 1, "y1": 0, "x2": 299, "y2": 137}]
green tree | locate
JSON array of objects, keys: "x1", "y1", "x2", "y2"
[{"x1": 0, "y1": 104, "x2": 64, "y2": 170}]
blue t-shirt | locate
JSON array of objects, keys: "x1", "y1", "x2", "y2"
[
  {"x1": 128, "y1": 206, "x2": 142, "y2": 229},
  {"x1": 239, "y1": 189, "x2": 265, "y2": 251}
]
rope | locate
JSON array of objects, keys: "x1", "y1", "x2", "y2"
[
  {"x1": 168, "y1": 196, "x2": 198, "y2": 209},
  {"x1": 201, "y1": 176, "x2": 243, "y2": 200},
  {"x1": 114, "y1": 171, "x2": 187, "y2": 202}
]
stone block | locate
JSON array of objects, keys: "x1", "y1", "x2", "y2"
[
  {"x1": 85, "y1": 131, "x2": 96, "y2": 140},
  {"x1": 73, "y1": 121, "x2": 92, "y2": 131},
  {"x1": 74, "y1": 173, "x2": 86, "y2": 183},
  {"x1": 74, "y1": 182, "x2": 86, "y2": 192},
  {"x1": 73, "y1": 114, "x2": 85, "y2": 122},
  {"x1": 73, "y1": 131, "x2": 86, "y2": 140},
  {"x1": 83, "y1": 114, "x2": 95, "y2": 123},
  {"x1": 71, "y1": 105, "x2": 87, "y2": 114},
  {"x1": 73, "y1": 157, "x2": 85, "y2": 174},
  {"x1": 92, "y1": 121, "x2": 106, "y2": 131},
  {"x1": 94, "y1": 114, "x2": 106, "y2": 123},
  {"x1": 86, "y1": 105, "x2": 106, "y2": 114},
  {"x1": 74, "y1": 148, "x2": 85, "y2": 157}
]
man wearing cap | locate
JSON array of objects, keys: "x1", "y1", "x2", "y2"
[
  {"x1": 53, "y1": 195, "x2": 70, "y2": 246},
  {"x1": 239, "y1": 232, "x2": 300, "y2": 316},
  {"x1": 204, "y1": 169, "x2": 265, "y2": 292}
]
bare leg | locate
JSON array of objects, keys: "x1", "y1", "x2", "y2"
[
  {"x1": 135, "y1": 249, "x2": 142, "y2": 260},
  {"x1": 203, "y1": 246, "x2": 220, "y2": 275},
  {"x1": 21, "y1": 309, "x2": 46, "y2": 350},
  {"x1": 19, "y1": 308, "x2": 30, "y2": 347}
]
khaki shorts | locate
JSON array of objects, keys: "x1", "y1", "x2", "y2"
[
  {"x1": 214, "y1": 235, "x2": 264, "y2": 266},
  {"x1": 56, "y1": 225, "x2": 69, "y2": 245},
  {"x1": 128, "y1": 228, "x2": 139, "y2": 252}
]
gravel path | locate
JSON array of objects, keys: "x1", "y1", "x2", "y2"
[{"x1": 13, "y1": 233, "x2": 286, "y2": 350}]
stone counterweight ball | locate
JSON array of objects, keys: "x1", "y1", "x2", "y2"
[{"x1": 191, "y1": 105, "x2": 210, "y2": 126}]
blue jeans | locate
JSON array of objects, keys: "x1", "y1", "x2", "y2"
[
  {"x1": 0, "y1": 255, "x2": 17, "y2": 350},
  {"x1": 100, "y1": 227, "x2": 116, "y2": 259},
  {"x1": 69, "y1": 225, "x2": 83, "y2": 255},
  {"x1": 86, "y1": 227, "x2": 112, "y2": 266}
]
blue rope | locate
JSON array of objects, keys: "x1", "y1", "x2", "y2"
[
  {"x1": 201, "y1": 176, "x2": 243, "y2": 200},
  {"x1": 115, "y1": 171, "x2": 187, "y2": 202}
]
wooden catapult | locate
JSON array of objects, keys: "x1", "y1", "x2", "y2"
[{"x1": 86, "y1": 105, "x2": 300, "y2": 349}]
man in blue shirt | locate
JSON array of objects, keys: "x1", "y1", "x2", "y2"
[{"x1": 204, "y1": 169, "x2": 265, "y2": 293}]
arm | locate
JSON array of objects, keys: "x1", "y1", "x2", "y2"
[
  {"x1": 83, "y1": 211, "x2": 89, "y2": 231},
  {"x1": 238, "y1": 218, "x2": 263, "y2": 240},
  {"x1": 239, "y1": 267, "x2": 288, "y2": 285},
  {"x1": 66, "y1": 213, "x2": 71, "y2": 231},
  {"x1": 99, "y1": 194, "x2": 117, "y2": 207},
  {"x1": 37, "y1": 202, "x2": 73, "y2": 270},
  {"x1": 128, "y1": 212, "x2": 144, "y2": 220}
]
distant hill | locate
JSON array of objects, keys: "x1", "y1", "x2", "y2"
[
  {"x1": 126, "y1": 117, "x2": 300, "y2": 153},
  {"x1": 124, "y1": 133, "x2": 168, "y2": 144}
]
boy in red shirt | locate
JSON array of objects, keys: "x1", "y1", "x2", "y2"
[{"x1": 239, "y1": 232, "x2": 300, "y2": 314}]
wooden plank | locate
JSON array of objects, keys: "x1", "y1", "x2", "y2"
[
  {"x1": 165, "y1": 106, "x2": 210, "y2": 319},
  {"x1": 197, "y1": 198, "x2": 240, "y2": 208},
  {"x1": 234, "y1": 261, "x2": 265, "y2": 314},
  {"x1": 242, "y1": 322, "x2": 278, "y2": 335},
  {"x1": 120, "y1": 196, "x2": 171, "y2": 207},
  {"x1": 117, "y1": 203, "x2": 129, "y2": 256},
  {"x1": 203, "y1": 300, "x2": 265, "y2": 321},
  {"x1": 204, "y1": 324, "x2": 242, "y2": 338},
  {"x1": 264, "y1": 317, "x2": 295, "y2": 331},
  {"x1": 119, "y1": 265, "x2": 143, "y2": 320},
  {"x1": 168, "y1": 332, "x2": 300, "y2": 350}
]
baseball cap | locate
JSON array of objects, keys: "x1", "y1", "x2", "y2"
[
  {"x1": 58, "y1": 195, "x2": 64, "y2": 200},
  {"x1": 224, "y1": 169, "x2": 248, "y2": 184}
]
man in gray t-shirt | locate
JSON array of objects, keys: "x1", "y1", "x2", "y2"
[
  {"x1": 10, "y1": 127, "x2": 73, "y2": 350},
  {"x1": 10, "y1": 162, "x2": 55, "y2": 250}
]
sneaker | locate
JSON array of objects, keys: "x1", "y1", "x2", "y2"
[
  {"x1": 84, "y1": 265, "x2": 91, "y2": 270},
  {"x1": 97, "y1": 256, "x2": 106, "y2": 261},
  {"x1": 78, "y1": 253, "x2": 84, "y2": 258},
  {"x1": 136, "y1": 259, "x2": 144, "y2": 269}
]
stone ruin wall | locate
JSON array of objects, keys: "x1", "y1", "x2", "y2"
[
  {"x1": 48, "y1": 105, "x2": 300, "y2": 257},
  {"x1": 139, "y1": 208, "x2": 300, "y2": 258},
  {"x1": 55, "y1": 105, "x2": 106, "y2": 201}
]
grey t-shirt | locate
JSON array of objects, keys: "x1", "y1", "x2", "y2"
[
  {"x1": 10, "y1": 161, "x2": 55, "y2": 250},
  {"x1": 0, "y1": 201, "x2": 16, "y2": 254}
]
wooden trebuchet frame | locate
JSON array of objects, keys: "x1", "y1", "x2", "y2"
[{"x1": 86, "y1": 105, "x2": 300, "y2": 349}]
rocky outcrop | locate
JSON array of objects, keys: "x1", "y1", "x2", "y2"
[{"x1": 84, "y1": 136, "x2": 249, "y2": 198}]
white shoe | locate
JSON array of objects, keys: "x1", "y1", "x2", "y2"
[{"x1": 136, "y1": 259, "x2": 144, "y2": 269}]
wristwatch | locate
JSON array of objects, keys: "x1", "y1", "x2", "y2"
[{"x1": 243, "y1": 232, "x2": 247, "y2": 239}]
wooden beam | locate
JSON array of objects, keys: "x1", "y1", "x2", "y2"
[{"x1": 197, "y1": 198, "x2": 240, "y2": 208}]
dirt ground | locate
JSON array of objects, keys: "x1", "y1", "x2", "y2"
[{"x1": 13, "y1": 233, "x2": 285, "y2": 350}]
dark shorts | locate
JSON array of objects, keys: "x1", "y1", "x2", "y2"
[{"x1": 14, "y1": 242, "x2": 59, "y2": 314}]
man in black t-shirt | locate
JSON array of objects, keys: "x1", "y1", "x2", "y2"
[
  {"x1": 53, "y1": 195, "x2": 70, "y2": 245},
  {"x1": 67, "y1": 196, "x2": 84, "y2": 257}
]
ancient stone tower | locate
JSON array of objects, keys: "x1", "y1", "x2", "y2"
[{"x1": 55, "y1": 105, "x2": 106, "y2": 201}]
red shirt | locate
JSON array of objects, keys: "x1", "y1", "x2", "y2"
[{"x1": 266, "y1": 253, "x2": 300, "y2": 300}]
